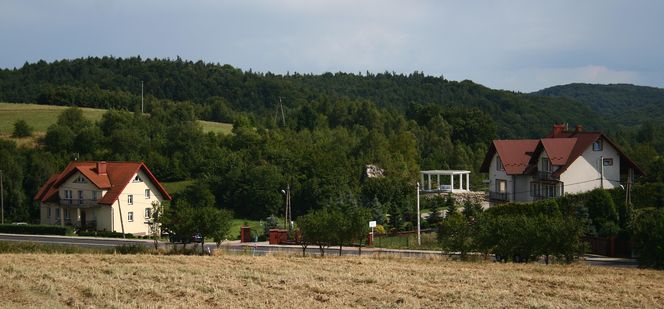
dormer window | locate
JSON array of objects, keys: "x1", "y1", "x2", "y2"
[
  {"x1": 593, "y1": 140, "x2": 603, "y2": 151},
  {"x1": 133, "y1": 175, "x2": 142, "y2": 183},
  {"x1": 73, "y1": 175, "x2": 87, "y2": 183}
]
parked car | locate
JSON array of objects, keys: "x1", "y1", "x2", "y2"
[{"x1": 165, "y1": 231, "x2": 203, "y2": 244}]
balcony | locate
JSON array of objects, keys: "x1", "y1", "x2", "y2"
[
  {"x1": 537, "y1": 171, "x2": 556, "y2": 181},
  {"x1": 489, "y1": 191, "x2": 509, "y2": 201},
  {"x1": 59, "y1": 199, "x2": 101, "y2": 208}
]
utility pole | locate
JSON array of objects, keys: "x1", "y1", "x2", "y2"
[
  {"x1": 141, "y1": 80, "x2": 144, "y2": 114},
  {"x1": 416, "y1": 182, "x2": 421, "y2": 246},
  {"x1": 1, "y1": 170, "x2": 4, "y2": 225},
  {"x1": 600, "y1": 156, "x2": 604, "y2": 189}
]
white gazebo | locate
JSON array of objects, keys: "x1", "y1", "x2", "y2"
[{"x1": 420, "y1": 170, "x2": 471, "y2": 193}]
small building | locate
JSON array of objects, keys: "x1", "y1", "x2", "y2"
[
  {"x1": 34, "y1": 161, "x2": 171, "y2": 235},
  {"x1": 479, "y1": 124, "x2": 643, "y2": 203},
  {"x1": 420, "y1": 170, "x2": 471, "y2": 193}
]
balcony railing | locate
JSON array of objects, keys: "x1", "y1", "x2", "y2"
[
  {"x1": 489, "y1": 191, "x2": 509, "y2": 201},
  {"x1": 59, "y1": 199, "x2": 101, "y2": 208},
  {"x1": 537, "y1": 171, "x2": 555, "y2": 181}
]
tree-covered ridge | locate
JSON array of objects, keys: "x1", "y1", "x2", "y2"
[
  {"x1": 534, "y1": 83, "x2": 664, "y2": 127},
  {"x1": 0, "y1": 56, "x2": 602, "y2": 138}
]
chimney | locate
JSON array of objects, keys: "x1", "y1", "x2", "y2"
[
  {"x1": 551, "y1": 124, "x2": 566, "y2": 138},
  {"x1": 97, "y1": 161, "x2": 107, "y2": 175},
  {"x1": 575, "y1": 124, "x2": 583, "y2": 133}
]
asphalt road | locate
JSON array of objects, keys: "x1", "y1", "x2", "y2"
[{"x1": 0, "y1": 233, "x2": 638, "y2": 267}]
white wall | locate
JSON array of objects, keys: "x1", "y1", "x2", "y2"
[
  {"x1": 111, "y1": 169, "x2": 164, "y2": 235},
  {"x1": 489, "y1": 154, "x2": 513, "y2": 201},
  {"x1": 560, "y1": 138, "x2": 621, "y2": 194}
]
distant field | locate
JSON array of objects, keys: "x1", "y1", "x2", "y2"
[
  {"x1": 1, "y1": 253, "x2": 662, "y2": 307},
  {"x1": 161, "y1": 180, "x2": 195, "y2": 195},
  {"x1": 0, "y1": 102, "x2": 232, "y2": 137},
  {"x1": 0, "y1": 103, "x2": 105, "y2": 133},
  {"x1": 199, "y1": 120, "x2": 233, "y2": 135}
]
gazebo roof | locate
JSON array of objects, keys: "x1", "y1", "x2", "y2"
[{"x1": 420, "y1": 170, "x2": 471, "y2": 175}]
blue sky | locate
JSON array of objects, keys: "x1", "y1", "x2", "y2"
[{"x1": 1, "y1": 0, "x2": 663, "y2": 92}]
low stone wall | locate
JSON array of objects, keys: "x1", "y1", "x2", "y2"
[{"x1": 421, "y1": 191, "x2": 490, "y2": 209}]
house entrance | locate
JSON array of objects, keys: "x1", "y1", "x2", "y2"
[{"x1": 80, "y1": 210, "x2": 87, "y2": 228}]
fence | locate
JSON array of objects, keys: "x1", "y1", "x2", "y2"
[
  {"x1": 583, "y1": 235, "x2": 632, "y2": 258},
  {"x1": 373, "y1": 230, "x2": 439, "y2": 250}
]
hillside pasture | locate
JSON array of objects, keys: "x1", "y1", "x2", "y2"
[
  {"x1": 0, "y1": 253, "x2": 662, "y2": 308},
  {"x1": 0, "y1": 102, "x2": 232, "y2": 139}
]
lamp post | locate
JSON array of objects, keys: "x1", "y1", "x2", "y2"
[
  {"x1": 1, "y1": 169, "x2": 4, "y2": 225},
  {"x1": 281, "y1": 184, "x2": 291, "y2": 231},
  {"x1": 416, "y1": 181, "x2": 421, "y2": 246}
]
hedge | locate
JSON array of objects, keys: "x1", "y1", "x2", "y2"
[
  {"x1": 0, "y1": 224, "x2": 72, "y2": 235},
  {"x1": 78, "y1": 230, "x2": 135, "y2": 238}
]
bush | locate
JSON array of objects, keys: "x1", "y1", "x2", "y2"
[
  {"x1": 12, "y1": 120, "x2": 33, "y2": 138},
  {"x1": 632, "y1": 208, "x2": 664, "y2": 269},
  {"x1": 114, "y1": 244, "x2": 150, "y2": 254},
  {"x1": 78, "y1": 230, "x2": 135, "y2": 238},
  {"x1": 0, "y1": 224, "x2": 72, "y2": 235}
]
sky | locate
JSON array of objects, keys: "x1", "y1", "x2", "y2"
[{"x1": 1, "y1": 0, "x2": 663, "y2": 92}]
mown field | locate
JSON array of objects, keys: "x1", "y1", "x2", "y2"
[
  {"x1": 1, "y1": 253, "x2": 662, "y2": 308},
  {"x1": 0, "y1": 102, "x2": 233, "y2": 142}
]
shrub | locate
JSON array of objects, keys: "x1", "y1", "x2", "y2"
[
  {"x1": 632, "y1": 208, "x2": 664, "y2": 269},
  {"x1": 374, "y1": 224, "x2": 386, "y2": 235},
  {"x1": 114, "y1": 244, "x2": 150, "y2": 254},
  {"x1": 0, "y1": 224, "x2": 72, "y2": 235},
  {"x1": 78, "y1": 230, "x2": 135, "y2": 238},
  {"x1": 12, "y1": 120, "x2": 33, "y2": 138}
]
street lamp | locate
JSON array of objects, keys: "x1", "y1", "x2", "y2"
[{"x1": 281, "y1": 185, "x2": 291, "y2": 231}]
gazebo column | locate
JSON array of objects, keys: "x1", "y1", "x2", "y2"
[
  {"x1": 427, "y1": 174, "x2": 432, "y2": 191},
  {"x1": 459, "y1": 174, "x2": 463, "y2": 190},
  {"x1": 420, "y1": 173, "x2": 424, "y2": 189},
  {"x1": 437, "y1": 174, "x2": 440, "y2": 190},
  {"x1": 450, "y1": 174, "x2": 454, "y2": 190},
  {"x1": 466, "y1": 173, "x2": 470, "y2": 191}
]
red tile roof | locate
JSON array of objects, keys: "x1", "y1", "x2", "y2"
[
  {"x1": 540, "y1": 138, "x2": 577, "y2": 165},
  {"x1": 34, "y1": 161, "x2": 171, "y2": 205},
  {"x1": 480, "y1": 139, "x2": 539, "y2": 175},
  {"x1": 481, "y1": 125, "x2": 645, "y2": 177}
]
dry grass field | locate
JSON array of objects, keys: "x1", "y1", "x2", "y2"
[{"x1": 1, "y1": 253, "x2": 662, "y2": 308}]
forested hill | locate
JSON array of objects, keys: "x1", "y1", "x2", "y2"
[
  {"x1": 0, "y1": 56, "x2": 600, "y2": 138},
  {"x1": 533, "y1": 83, "x2": 664, "y2": 126}
]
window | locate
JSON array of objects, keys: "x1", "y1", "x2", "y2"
[
  {"x1": 145, "y1": 208, "x2": 152, "y2": 219},
  {"x1": 128, "y1": 195, "x2": 133, "y2": 205},
  {"x1": 496, "y1": 156, "x2": 504, "y2": 171},
  {"x1": 593, "y1": 140, "x2": 603, "y2": 151},
  {"x1": 541, "y1": 157, "x2": 551, "y2": 172},
  {"x1": 92, "y1": 191, "x2": 98, "y2": 201},
  {"x1": 47, "y1": 207, "x2": 51, "y2": 218},
  {"x1": 64, "y1": 209, "x2": 70, "y2": 220},
  {"x1": 530, "y1": 183, "x2": 541, "y2": 197},
  {"x1": 133, "y1": 175, "x2": 142, "y2": 183},
  {"x1": 145, "y1": 189, "x2": 151, "y2": 199},
  {"x1": 603, "y1": 158, "x2": 614, "y2": 166},
  {"x1": 128, "y1": 211, "x2": 134, "y2": 222},
  {"x1": 73, "y1": 175, "x2": 86, "y2": 183},
  {"x1": 78, "y1": 190, "x2": 84, "y2": 204},
  {"x1": 64, "y1": 190, "x2": 72, "y2": 199},
  {"x1": 496, "y1": 179, "x2": 507, "y2": 193},
  {"x1": 55, "y1": 208, "x2": 60, "y2": 219}
]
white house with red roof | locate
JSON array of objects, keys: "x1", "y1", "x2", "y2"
[
  {"x1": 34, "y1": 161, "x2": 172, "y2": 235},
  {"x1": 480, "y1": 124, "x2": 643, "y2": 203}
]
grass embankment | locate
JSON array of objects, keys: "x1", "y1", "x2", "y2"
[
  {"x1": 0, "y1": 252, "x2": 662, "y2": 307},
  {"x1": 0, "y1": 103, "x2": 233, "y2": 147}
]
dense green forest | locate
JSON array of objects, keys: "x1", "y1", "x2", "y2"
[
  {"x1": 0, "y1": 57, "x2": 662, "y2": 227},
  {"x1": 534, "y1": 83, "x2": 664, "y2": 127}
]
